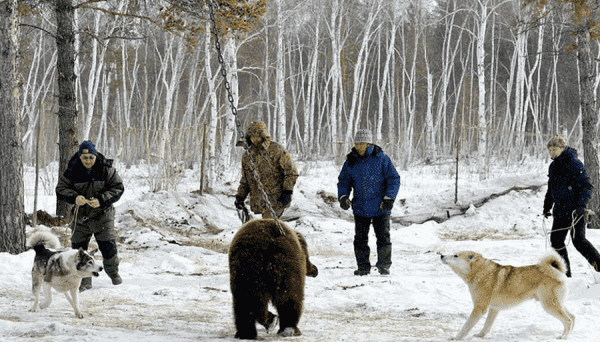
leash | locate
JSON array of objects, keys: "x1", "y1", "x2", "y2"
[
  {"x1": 71, "y1": 204, "x2": 80, "y2": 240},
  {"x1": 542, "y1": 210, "x2": 589, "y2": 251}
]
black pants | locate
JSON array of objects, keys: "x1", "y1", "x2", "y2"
[
  {"x1": 551, "y1": 214, "x2": 600, "y2": 277},
  {"x1": 354, "y1": 214, "x2": 392, "y2": 272}
]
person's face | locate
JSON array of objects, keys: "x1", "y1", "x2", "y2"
[
  {"x1": 250, "y1": 135, "x2": 262, "y2": 146},
  {"x1": 548, "y1": 146, "x2": 564, "y2": 159},
  {"x1": 354, "y1": 143, "x2": 369, "y2": 157},
  {"x1": 80, "y1": 151, "x2": 97, "y2": 169}
]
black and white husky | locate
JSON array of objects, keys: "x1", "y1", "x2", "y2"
[{"x1": 27, "y1": 231, "x2": 103, "y2": 318}]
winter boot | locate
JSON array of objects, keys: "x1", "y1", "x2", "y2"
[
  {"x1": 103, "y1": 255, "x2": 122, "y2": 285},
  {"x1": 79, "y1": 277, "x2": 93, "y2": 292}
]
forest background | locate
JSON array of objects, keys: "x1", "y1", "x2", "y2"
[{"x1": 2, "y1": 0, "x2": 600, "y2": 252}]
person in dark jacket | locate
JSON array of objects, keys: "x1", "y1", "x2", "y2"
[
  {"x1": 338, "y1": 129, "x2": 401, "y2": 276},
  {"x1": 56, "y1": 141, "x2": 125, "y2": 291},
  {"x1": 543, "y1": 136, "x2": 600, "y2": 277}
]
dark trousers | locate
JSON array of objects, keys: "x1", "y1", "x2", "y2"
[
  {"x1": 551, "y1": 214, "x2": 600, "y2": 277},
  {"x1": 354, "y1": 214, "x2": 392, "y2": 271}
]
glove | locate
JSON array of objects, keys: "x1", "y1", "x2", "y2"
[
  {"x1": 88, "y1": 198, "x2": 100, "y2": 208},
  {"x1": 76, "y1": 195, "x2": 87, "y2": 206},
  {"x1": 380, "y1": 197, "x2": 394, "y2": 211},
  {"x1": 543, "y1": 211, "x2": 551, "y2": 218},
  {"x1": 234, "y1": 196, "x2": 246, "y2": 210},
  {"x1": 339, "y1": 195, "x2": 351, "y2": 210},
  {"x1": 279, "y1": 190, "x2": 293, "y2": 206}
]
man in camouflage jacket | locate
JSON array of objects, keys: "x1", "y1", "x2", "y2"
[{"x1": 235, "y1": 121, "x2": 298, "y2": 219}]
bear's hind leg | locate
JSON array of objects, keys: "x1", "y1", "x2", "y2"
[
  {"x1": 275, "y1": 299, "x2": 302, "y2": 336},
  {"x1": 233, "y1": 297, "x2": 259, "y2": 339}
]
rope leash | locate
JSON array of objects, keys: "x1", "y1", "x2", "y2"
[{"x1": 542, "y1": 210, "x2": 590, "y2": 251}]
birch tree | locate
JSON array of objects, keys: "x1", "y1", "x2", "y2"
[{"x1": 0, "y1": 0, "x2": 25, "y2": 253}]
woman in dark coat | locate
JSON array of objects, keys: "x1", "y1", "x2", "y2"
[
  {"x1": 543, "y1": 136, "x2": 600, "y2": 277},
  {"x1": 56, "y1": 141, "x2": 125, "y2": 291}
]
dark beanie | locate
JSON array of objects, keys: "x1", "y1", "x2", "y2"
[{"x1": 78, "y1": 140, "x2": 98, "y2": 155}]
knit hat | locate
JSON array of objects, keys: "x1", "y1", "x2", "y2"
[
  {"x1": 547, "y1": 136, "x2": 566, "y2": 149},
  {"x1": 78, "y1": 140, "x2": 98, "y2": 155},
  {"x1": 354, "y1": 129, "x2": 372, "y2": 144}
]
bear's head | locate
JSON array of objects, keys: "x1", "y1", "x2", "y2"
[{"x1": 295, "y1": 231, "x2": 318, "y2": 277}]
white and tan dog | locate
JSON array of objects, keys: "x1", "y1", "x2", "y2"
[
  {"x1": 27, "y1": 231, "x2": 103, "y2": 318},
  {"x1": 441, "y1": 250, "x2": 574, "y2": 340}
]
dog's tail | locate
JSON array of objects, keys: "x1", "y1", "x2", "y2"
[
  {"x1": 27, "y1": 231, "x2": 61, "y2": 251},
  {"x1": 539, "y1": 250, "x2": 568, "y2": 275}
]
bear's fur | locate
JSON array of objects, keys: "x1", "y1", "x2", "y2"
[{"x1": 228, "y1": 219, "x2": 318, "y2": 339}]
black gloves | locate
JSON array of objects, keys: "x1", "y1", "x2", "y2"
[
  {"x1": 235, "y1": 196, "x2": 247, "y2": 210},
  {"x1": 543, "y1": 211, "x2": 552, "y2": 218},
  {"x1": 339, "y1": 195, "x2": 351, "y2": 210},
  {"x1": 380, "y1": 197, "x2": 394, "y2": 211},
  {"x1": 279, "y1": 190, "x2": 293, "y2": 206}
]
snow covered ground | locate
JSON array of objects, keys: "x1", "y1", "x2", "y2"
[{"x1": 2, "y1": 157, "x2": 600, "y2": 341}]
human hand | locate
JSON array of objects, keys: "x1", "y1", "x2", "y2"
[
  {"x1": 380, "y1": 196, "x2": 394, "y2": 211},
  {"x1": 76, "y1": 195, "x2": 87, "y2": 206},
  {"x1": 235, "y1": 196, "x2": 246, "y2": 210},
  {"x1": 543, "y1": 211, "x2": 551, "y2": 218},
  {"x1": 279, "y1": 191, "x2": 293, "y2": 206},
  {"x1": 88, "y1": 198, "x2": 100, "y2": 208},
  {"x1": 339, "y1": 195, "x2": 351, "y2": 210}
]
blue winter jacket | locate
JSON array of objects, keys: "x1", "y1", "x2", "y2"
[
  {"x1": 543, "y1": 147, "x2": 592, "y2": 219},
  {"x1": 337, "y1": 145, "x2": 401, "y2": 217}
]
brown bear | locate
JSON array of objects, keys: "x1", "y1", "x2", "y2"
[{"x1": 228, "y1": 219, "x2": 318, "y2": 339}]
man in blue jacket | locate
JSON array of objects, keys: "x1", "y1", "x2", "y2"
[
  {"x1": 543, "y1": 136, "x2": 600, "y2": 277},
  {"x1": 338, "y1": 129, "x2": 401, "y2": 276}
]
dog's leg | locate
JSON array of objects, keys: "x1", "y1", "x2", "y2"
[
  {"x1": 29, "y1": 273, "x2": 42, "y2": 312},
  {"x1": 540, "y1": 295, "x2": 575, "y2": 339},
  {"x1": 39, "y1": 283, "x2": 53, "y2": 309},
  {"x1": 475, "y1": 308, "x2": 499, "y2": 338},
  {"x1": 66, "y1": 288, "x2": 84, "y2": 319},
  {"x1": 454, "y1": 306, "x2": 487, "y2": 340}
]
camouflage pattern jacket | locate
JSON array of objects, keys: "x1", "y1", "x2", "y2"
[{"x1": 237, "y1": 136, "x2": 298, "y2": 215}]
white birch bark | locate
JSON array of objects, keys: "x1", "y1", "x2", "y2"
[
  {"x1": 204, "y1": 23, "x2": 219, "y2": 187},
  {"x1": 476, "y1": 0, "x2": 488, "y2": 180},
  {"x1": 275, "y1": 0, "x2": 286, "y2": 145},
  {"x1": 217, "y1": 36, "x2": 239, "y2": 176},
  {"x1": 327, "y1": 0, "x2": 341, "y2": 156}
]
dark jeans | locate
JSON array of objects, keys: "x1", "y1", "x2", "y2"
[
  {"x1": 354, "y1": 214, "x2": 392, "y2": 271},
  {"x1": 551, "y1": 214, "x2": 600, "y2": 277}
]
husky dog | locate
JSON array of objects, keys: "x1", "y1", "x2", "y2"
[
  {"x1": 441, "y1": 251, "x2": 574, "y2": 340},
  {"x1": 28, "y1": 231, "x2": 103, "y2": 318}
]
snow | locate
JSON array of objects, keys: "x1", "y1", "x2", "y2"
[{"x1": 2, "y1": 157, "x2": 600, "y2": 341}]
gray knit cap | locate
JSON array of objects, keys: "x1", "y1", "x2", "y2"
[{"x1": 354, "y1": 129, "x2": 373, "y2": 144}]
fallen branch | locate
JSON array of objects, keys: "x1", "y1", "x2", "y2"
[{"x1": 392, "y1": 184, "x2": 545, "y2": 226}]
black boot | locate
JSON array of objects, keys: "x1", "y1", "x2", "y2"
[
  {"x1": 79, "y1": 277, "x2": 93, "y2": 292},
  {"x1": 103, "y1": 255, "x2": 122, "y2": 285}
]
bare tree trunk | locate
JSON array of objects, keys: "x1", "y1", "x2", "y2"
[
  {"x1": 56, "y1": 0, "x2": 79, "y2": 217},
  {"x1": 204, "y1": 23, "x2": 219, "y2": 187},
  {"x1": 327, "y1": 0, "x2": 341, "y2": 156},
  {"x1": 476, "y1": 0, "x2": 488, "y2": 180},
  {"x1": 0, "y1": 0, "x2": 25, "y2": 253},
  {"x1": 275, "y1": 0, "x2": 286, "y2": 145},
  {"x1": 218, "y1": 36, "x2": 238, "y2": 176},
  {"x1": 576, "y1": 26, "x2": 600, "y2": 228}
]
